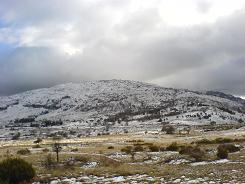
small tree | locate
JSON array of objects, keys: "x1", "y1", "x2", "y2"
[
  {"x1": 158, "y1": 118, "x2": 162, "y2": 122},
  {"x1": 238, "y1": 118, "x2": 244, "y2": 123},
  {"x1": 12, "y1": 132, "x2": 21, "y2": 140},
  {"x1": 162, "y1": 125, "x2": 175, "y2": 134}
]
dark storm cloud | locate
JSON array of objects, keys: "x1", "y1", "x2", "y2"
[
  {"x1": 0, "y1": 0, "x2": 245, "y2": 96},
  {"x1": 158, "y1": 9, "x2": 245, "y2": 96}
]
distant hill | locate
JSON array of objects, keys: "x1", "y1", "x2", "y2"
[{"x1": 0, "y1": 80, "x2": 244, "y2": 138}]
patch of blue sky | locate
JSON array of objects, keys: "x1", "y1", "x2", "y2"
[
  {"x1": 0, "y1": 19, "x2": 10, "y2": 28},
  {"x1": 0, "y1": 42, "x2": 15, "y2": 62}
]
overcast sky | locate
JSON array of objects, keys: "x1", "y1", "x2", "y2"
[{"x1": 0, "y1": 0, "x2": 245, "y2": 97}]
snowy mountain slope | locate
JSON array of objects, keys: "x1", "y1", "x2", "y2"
[{"x1": 0, "y1": 79, "x2": 244, "y2": 128}]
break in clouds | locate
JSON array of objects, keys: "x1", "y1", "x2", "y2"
[{"x1": 0, "y1": 0, "x2": 245, "y2": 97}]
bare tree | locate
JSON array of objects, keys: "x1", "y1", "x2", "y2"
[{"x1": 52, "y1": 136, "x2": 62, "y2": 163}]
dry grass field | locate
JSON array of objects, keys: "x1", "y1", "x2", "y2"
[{"x1": 0, "y1": 128, "x2": 245, "y2": 183}]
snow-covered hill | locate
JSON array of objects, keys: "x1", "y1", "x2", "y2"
[{"x1": 0, "y1": 80, "x2": 244, "y2": 138}]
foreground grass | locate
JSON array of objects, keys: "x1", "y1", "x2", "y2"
[{"x1": 0, "y1": 129, "x2": 245, "y2": 183}]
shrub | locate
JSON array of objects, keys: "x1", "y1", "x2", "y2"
[
  {"x1": 218, "y1": 144, "x2": 240, "y2": 153},
  {"x1": 71, "y1": 148, "x2": 79, "y2": 152},
  {"x1": 179, "y1": 146, "x2": 205, "y2": 161},
  {"x1": 196, "y1": 138, "x2": 234, "y2": 144},
  {"x1": 32, "y1": 144, "x2": 41, "y2": 148},
  {"x1": 190, "y1": 148, "x2": 205, "y2": 161},
  {"x1": 75, "y1": 156, "x2": 89, "y2": 164},
  {"x1": 217, "y1": 146, "x2": 228, "y2": 159},
  {"x1": 128, "y1": 139, "x2": 144, "y2": 143},
  {"x1": 179, "y1": 145, "x2": 192, "y2": 154},
  {"x1": 148, "y1": 145, "x2": 159, "y2": 152},
  {"x1": 0, "y1": 157, "x2": 35, "y2": 184},
  {"x1": 107, "y1": 146, "x2": 114, "y2": 149},
  {"x1": 12, "y1": 132, "x2": 21, "y2": 140},
  {"x1": 225, "y1": 144, "x2": 240, "y2": 153},
  {"x1": 134, "y1": 145, "x2": 144, "y2": 152},
  {"x1": 99, "y1": 156, "x2": 120, "y2": 167},
  {"x1": 121, "y1": 146, "x2": 135, "y2": 160},
  {"x1": 238, "y1": 118, "x2": 244, "y2": 123},
  {"x1": 121, "y1": 146, "x2": 133, "y2": 154},
  {"x1": 140, "y1": 142, "x2": 153, "y2": 146},
  {"x1": 215, "y1": 138, "x2": 232, "y2": 144},
  {"x1": 196, "y1": 139, "x2": 213, "y2": 144},
  {"x1": 42, "y1": 148, "x2": 49, "y2": 152},
  {"x1": 17, "y1": 148, "x2": 30, "y2": 155},
  {"x1": 166, "y1": 142, "x2": 179, "y2": 151},
  {"x1": 33, "y1": 138, "x2": 42, "y2": 144},
  {"x1": 159, "y1": 147, "x2": 165, "y2": 152}
]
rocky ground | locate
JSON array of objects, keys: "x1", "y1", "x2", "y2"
[{"x1": 35, "y1": 173, "x2": 245, "y2": 184}]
